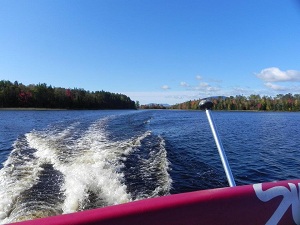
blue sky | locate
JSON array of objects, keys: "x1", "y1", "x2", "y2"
[{"x1": 1, "y1": 0, "x2": 300, "y2": 104}]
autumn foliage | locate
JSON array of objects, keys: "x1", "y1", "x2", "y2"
[
  {"x1": 171, "y1": 94, "x2": 300, "y2": 111},
  {"x1": 0, "y1": 80, "x2": 136, "y2": 109}
]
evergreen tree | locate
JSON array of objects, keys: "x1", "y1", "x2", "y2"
[{"x1": 0, "y1": 80, "x2": 136, "y2": 109}]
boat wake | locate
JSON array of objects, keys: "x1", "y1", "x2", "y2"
[{"x1": 0, "y1": 116, "x2": 172, "y2": 224}]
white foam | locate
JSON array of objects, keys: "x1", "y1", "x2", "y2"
[
  {"x1": 0, "y1": 139, "x2": 43, "y2": 224},
  {"x1": 60, "y1": 119, "x2": 140, "y2": 213},
  {"x1": 151, "y1": 137, "x2": 172, "y2": 197},
  {"x1": 0, "y1": 122, "x2": 82, "y2": 223},
  {"x1": 0, "y1": 116, "x2": 169, "y2": 223},
  {"x1": 23, "y1": 118, "x2": 143, "y2": 214},
  {"x1": 137, "y1": 136, "x2": 172, "y2": 199}
]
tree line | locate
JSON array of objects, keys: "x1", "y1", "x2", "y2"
[
  {"x1": 0, "y1": 80, "x2": 136, "y2": 109},
  {"x1": 140, "y1": 103, "x2": 168, "y2": 109},
  {"x1": 170, "y1": 94, "x2": 300, "y2": 111}
]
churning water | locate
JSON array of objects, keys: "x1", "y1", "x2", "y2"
[{"x1": 0, "y1": 110, "x2": 299, "y2": 223}]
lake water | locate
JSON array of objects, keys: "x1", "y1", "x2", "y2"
[{"x1": 0, "y1": 109, "x2": 299, "y2": 223}]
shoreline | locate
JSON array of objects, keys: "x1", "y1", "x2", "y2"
[
  {"x1": 0, "y1": 108, "x2": 68, "y2": 111},
  {"x1": 0, "y1": 108, "x2": 136, "y2": 111}
]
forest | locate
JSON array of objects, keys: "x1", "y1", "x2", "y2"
[
  {"x1": 170, "y1": 94, "x2": 300, "y2": 111},
  {"x1": 2, "y1": 80, "x2": 300, "y2": 111},
  {"x1": 0, "y1": 80, "x2": 136, "y2": 109}
]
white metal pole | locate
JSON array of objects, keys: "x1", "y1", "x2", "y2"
[
  {"x1": 205, "y1": 109, "x2": 236, "y2": 187},
  {"x1": 199, "y1": 99, "x2": 236, "y2": 187}
]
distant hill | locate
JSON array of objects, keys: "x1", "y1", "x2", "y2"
[
  {"x1": 201, "y1": 96, "x2": 227, "y2": 100},
  {"x1": 140, "y1": 103, "x2": 170, "y2": 109}
]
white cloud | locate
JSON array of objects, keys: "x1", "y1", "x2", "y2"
[
  {"x1": 264, "y1": 82, "x2": 300, "y2": 93},
  {"x1": 264, "y1": 82, "x2": 287, "y2": 91},
  {"x1": 122, "y1": 69, "x2": 300, "y2": 106},
  {"x1": 200, "y1": 82, "x2": 209, "y2": 87},
  {"x1": 161, "y1": 85, "x2": 170, "y2": 90},
  {"x1": 256, "y1": 67, "x2": 300, "y2": 82},
  {"x1": 192, "y1": 82, "x2": 220, "y2": 92},
  {"x1": 180, "y1": 82, "x2": 189, "y2": 87},
  {"x1": 196, "y1": 75, "x2": 202, "y2": 80}
]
